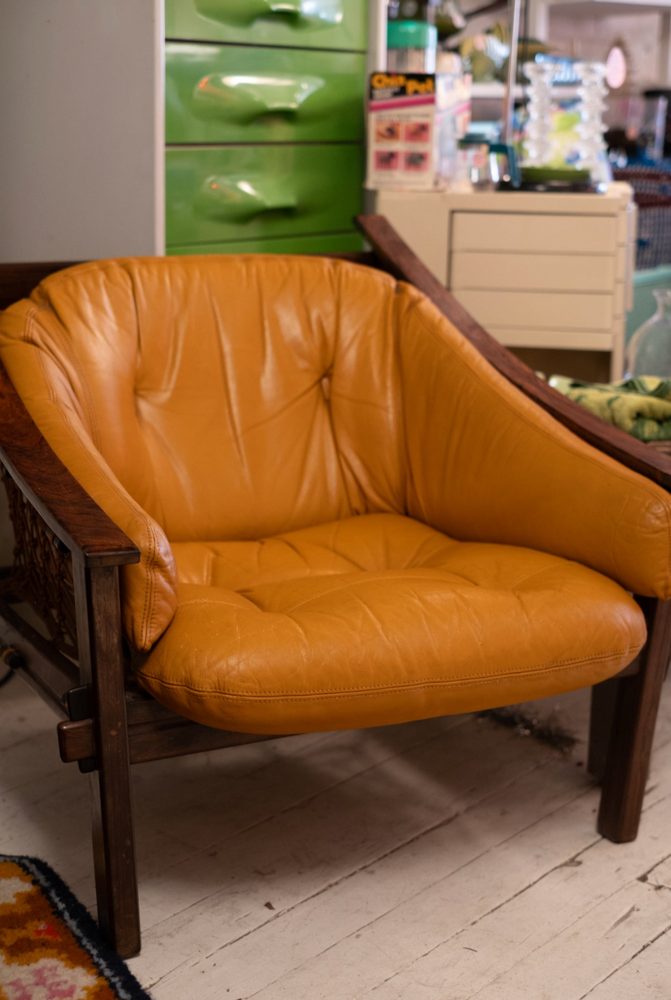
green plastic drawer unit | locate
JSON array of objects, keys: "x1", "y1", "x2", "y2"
[
  {"x1": 165, "y1": 0, "x2": 366, "y2": 51},
  {"x1": 166, "y1": 44, "x2": 365, "y2": 145},
  {"x1": 166, "y1": 144, "x2": 364, "y2": 247},
  {"x1": 167, "y1": 231, "x2": 365, "y2": 255}
]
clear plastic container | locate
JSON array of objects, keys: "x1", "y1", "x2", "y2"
[
  {"x1": 455, "y1": 136, "x2": 492, "y2": 188},
  {"x1": 435, "y1": 52, "x2": 471, "y2": 184},
  {"x1": 522, "y1": 60, "x2": 554, "y2": 166},
  {"x1": 387, "y1": 21, "x2": 437, "y2": 73},
  {"x1": 575, "y1": 61, "x2": 609, "y2": 182},
  {"x1": 624, "y1": 289, "x2": 671, "y2": 377}
]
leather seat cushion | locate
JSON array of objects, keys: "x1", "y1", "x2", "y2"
[{"x1": 135, "y1": 514, "x2": 646, "y2": 733}]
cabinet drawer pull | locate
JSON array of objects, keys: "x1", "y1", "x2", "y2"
[
  {"x1": 195, "y1": 0, "x2": 343, "y2": 29},
  {"x1": 193, "y1": 73, "x2": 326, "y2": 124},
  {"x1": 198, "y1": 175, "x2": 298, "y2": 221},
  {"x1": 167, "y1": 144, "x2": 363, "y2": 245}
]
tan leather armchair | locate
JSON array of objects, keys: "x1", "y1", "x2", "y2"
[{"x1": 1, "y1": 217, "x2": 670, "y2": 959}]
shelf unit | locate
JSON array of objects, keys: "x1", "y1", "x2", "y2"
[
  {"x1": 471, "y1": 82, "x2": 580, "y2": 99},
  {"x1": 373, "y1": 182, "x2": 636, "y2": 380}
]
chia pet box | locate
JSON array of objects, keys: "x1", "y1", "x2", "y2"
[{"x1": 366, "y1": 72, "x2": 438, "y2": 191}]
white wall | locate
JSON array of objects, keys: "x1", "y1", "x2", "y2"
[{"x1": 0, "y1": 0, "x2": 164, "y2": 262}]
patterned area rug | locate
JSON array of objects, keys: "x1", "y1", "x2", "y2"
[{"x1": 0, "y1": 855, "x2": 151, "y2": 999}]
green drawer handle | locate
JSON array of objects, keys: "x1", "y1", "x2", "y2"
[
  {"x1": 193, "y1": 73, "x2": 326, "y2": 124},
  {"x1": 197, "y1": 175, "x2": 299, "y2": 221},
  {"x1": 195, "y1": 0, "x2": 343, "y2": 29}
]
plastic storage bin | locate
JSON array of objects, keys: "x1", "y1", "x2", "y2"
[{"x1": 387, "y1": 21, "x2": 437, "y2": 73}]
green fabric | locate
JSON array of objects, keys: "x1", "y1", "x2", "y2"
[{"x1": 549, "y1": 375, "x2": 671, "y2": 441}]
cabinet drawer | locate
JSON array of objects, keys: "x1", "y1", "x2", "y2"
[
  {"x1": 166, "y1": 144, "x2": 364, "y2": 246},
  {"x1": 450, "y1": 252, "x2": 616, "y2": 293},
  {"x1": 165, "y1": 0, "x2": 366, "y2": 51},
  {"x1": 454, "y1": 289, "x2": 615, "y2": 331},
  {"x1": 487, "y1": 327, "x2": 615, "y2": 351},
  {"x1": 451, "y1": 212, "x2": 617, "y2": 255},
  {"x1": 166, "y1": 44, "x2": 365, "y2": 144},
  {"x1": 167, "y1": 231, "x2": 365, "y2": 255}
]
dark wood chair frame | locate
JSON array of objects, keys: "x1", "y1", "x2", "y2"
[{"x1": 1, "y1": 215, "x2": 670, "y2": 959}]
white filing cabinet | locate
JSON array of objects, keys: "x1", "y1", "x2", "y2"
[{"x1": 373, "y1": 184, "x2": 636, "y2": 380}]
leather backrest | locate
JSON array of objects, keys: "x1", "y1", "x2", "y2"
[{"x1": 0, "y1": 256, "x2": 407, "y2": 647}]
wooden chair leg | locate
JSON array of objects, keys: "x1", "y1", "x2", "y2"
[
  {"x1": 75, "y1": 563, "x2": 141, "y2": 958},
  {"x1": 598, "y1": 596, "x2": 671, "y2": 843},
  {"x1": 588, "y1": 674, "x2": 622, "y2": 782},
  {"x1": 88, "y1": 755, "x2": 139, "y2": 959}
]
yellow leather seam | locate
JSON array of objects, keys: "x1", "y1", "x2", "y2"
[
  {"x1": 142, "y1": 521, "x2": 160, "y2": 648},
  {"x1": 395, "y1": 290, "x2": 418, "y2": 517},
  {"x1": 333, "y1": 263, "x2": 405, "y2": 516},
  {"x1": 507, "y1": 559, "x2": 571, "y2": 589},
  {"x1": 405, "y1": 294, "x2": 671, "y2": 588},
  {"x1": 289, "y1": 558, "x2": 570, "y2": 604},
  {"x1": 138, "y1": 643, "x2": 641, "y2": 697},
  {"x1": 25, "y1": 333, "x2": 169, "y2": 647},
  {"x1": 25, "y1": 305, "x2": 103, "y2": 452},
  {"x1": 267, "y1": 570, "x2": 478, "y2": 613},
  {"x1": 319, "y1": 265, "x2": 359, "y2": 518},
  {"x1": 37, "y1": 259, "x2": 131, "y2": 291},
  {"x1": 176, "y1": 597, "x2": 258, "y2": 610}
]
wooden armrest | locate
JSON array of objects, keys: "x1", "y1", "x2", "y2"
[
  {"x1": 356, "y1": 214, "x2": 671, "y2": 493},
  {"x1": 0, "y1": 361, "x2": 139, "y2": 567}
]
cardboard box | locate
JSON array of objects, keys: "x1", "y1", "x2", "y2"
[{"x1": 366, "y1": 72, "x2": 437, "y2": 191}]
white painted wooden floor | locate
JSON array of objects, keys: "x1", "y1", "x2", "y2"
[{"x1": 2, "y1": 675, "x2": 671, "y2": 999}]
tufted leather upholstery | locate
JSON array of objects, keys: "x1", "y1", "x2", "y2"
[{"x1": 1, "y1": 255, "x2": 670, "y2": 732}]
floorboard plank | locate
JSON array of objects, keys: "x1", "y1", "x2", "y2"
[
  {"x1": 646, "y1": 854, "x2": 671, "y2": 890},
  {"x1": 0, "y1": 674, "x2": 58, "y2": 752},
  {"x1": 581, "y1": 923, "x2": 671, "y2": 999}
]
